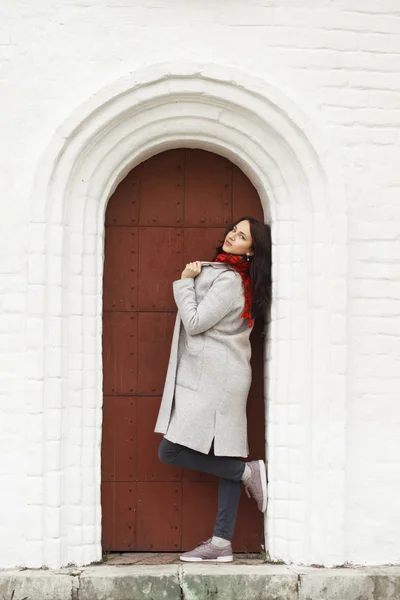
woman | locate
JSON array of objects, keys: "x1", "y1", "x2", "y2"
[{"x1": 154, "y1": 216, "x2": 272, "y2": 563}]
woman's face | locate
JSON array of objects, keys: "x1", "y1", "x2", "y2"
[{"x1": 222, "y1": 220, "x2": 253, "y2": 256}]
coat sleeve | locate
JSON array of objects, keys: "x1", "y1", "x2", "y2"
[{"x1": 173, "y1": 271, "x2": 241, "y2": 335}]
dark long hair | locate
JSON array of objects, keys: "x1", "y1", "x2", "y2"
[{"x1": 215, "y1": 216, "x2": 272, "y2": 319}]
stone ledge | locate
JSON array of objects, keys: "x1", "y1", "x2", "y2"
[
  {"x1": 1, "y1": 564, "x2": 400, "y2": 600},
  {"x1": 0, "y1": 570, "x2": 74, "y2": 600}
]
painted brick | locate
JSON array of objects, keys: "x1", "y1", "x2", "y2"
[{"x1": 0, "y1": 0, "x2": 399, "y2": 570}]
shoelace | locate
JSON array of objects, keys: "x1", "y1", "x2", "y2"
[{"x1": 197, "y1": 539, "x2": 212, "y2": 549}]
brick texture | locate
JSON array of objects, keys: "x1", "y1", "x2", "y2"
[{"x1": 0, "y1": 0, "x2": 399, "y2": 568}]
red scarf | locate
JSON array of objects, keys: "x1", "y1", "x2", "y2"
[{"x1": 215, "y1": 253, "x2": 253, "y2": 328}]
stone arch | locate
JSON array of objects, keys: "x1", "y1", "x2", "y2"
[{"x1": 27, "y1": 62, "x2": 347, "y2": 568}]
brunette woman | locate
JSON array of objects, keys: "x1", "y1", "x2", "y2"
[{"x1": 155, "y1": 216, "x2": 272, "y2": 562}]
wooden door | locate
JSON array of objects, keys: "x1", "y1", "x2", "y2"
[{"x1": 101, "y1": 149, "x2": 265, "y2": 553}]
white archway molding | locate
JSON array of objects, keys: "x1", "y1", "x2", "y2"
[{"x1": 27, "y1": 62, "x2": 347, "y2": 568}]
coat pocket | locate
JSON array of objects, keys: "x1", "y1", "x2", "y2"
[{"x1": 176, "y1": 340, "x2": 204, "y2": 392}]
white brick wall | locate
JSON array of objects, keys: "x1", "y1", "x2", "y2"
[{"x1": 0, "y1": 0, "x2": 399, "y2": 568}]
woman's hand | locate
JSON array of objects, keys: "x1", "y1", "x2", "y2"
[{"x1": 181, "y1": 261, "x2": 202, "y2": 279}]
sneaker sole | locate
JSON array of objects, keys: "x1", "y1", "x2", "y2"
[
  {"x1": 258, "y1": 459, "x2": 268, "y2": 513},
  {"x1": 180, "y1": 555, "x2": 233, "y2": 563}
]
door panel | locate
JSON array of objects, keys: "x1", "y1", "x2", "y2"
[
  {"x1": 103, "y1": 227, "x2": 138, "y2": 311},
  {"x1": 137, "y1": 397, "x2": 182, "y2": 482},
  {"x1": 232, "y1": 164, "x2": 264, "y2": 222},
  {"x1": 101, "y1": 396, "x2": 138, "y2": 482},
  {"x1": 181, "y1": 482, "x2": 218, "y2": 550},
  {"x1": 249, "y1": 318, "x2": 265, "y2": 398},
  {"x1": 137, "y1": 312, "x2": 176, "y2": 395},
  {"x1": 185, "y1": 151, "x2": 232, "y2": 227},
  {"x1": 232, "y1": 489, "x2": 265, "y2": 552},
  {"x1": 105, "y1": 171, "x2": 140, "y2": 226},
  {"x1": 102, "y1": 312, "x2": 137, "y2": 394},
  {"x1": 183, "y1": 227, "x2": 226, "y2": 263},
  {"x1": 138, "y1": 227, "x2": 183, "y2": 311},
  {"x1": 102, "y1": 482, "x2": 137, "y2": 551},
  {"x1": 102, "y1": 149, "x2": 266, "y2": 552},
  {"x1": 246, "y1": 397, "x2": 266, "y2": 461},
  {"x1": 136, "y1": 482, "x2": 182, "y2": 551},
  {"x1": 139, "y1": 149, "x2": 185, "y2": 227}
]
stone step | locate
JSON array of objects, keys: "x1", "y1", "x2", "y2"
[{"x1": 1, "y1": 563, "x2": 400, "y2": 600}]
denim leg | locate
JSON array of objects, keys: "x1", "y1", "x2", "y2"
[
  {"x1": 158, "y1": 438, "x2": 245, "y2": 482},
  {"x1": 158, "y1": 438, "x2": 245, "y2": 542},
  {"x1": 213, "y1": 477, "x2": 242, "y2": 541}
]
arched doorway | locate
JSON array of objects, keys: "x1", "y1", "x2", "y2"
[
  {"x1": 101, "y1": 148, "x2": 266, "y2": 552},
  {"x1": 29, "y1": 62, "x2": 347, "y2": 567}
]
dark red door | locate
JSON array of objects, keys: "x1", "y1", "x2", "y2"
[{"x1": 101, "y1": 149, "x2": 265, "y2": 552}]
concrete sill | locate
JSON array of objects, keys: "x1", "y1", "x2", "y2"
[{"x1": 1, "y1": 563, "x2": 400, "y2": 600}]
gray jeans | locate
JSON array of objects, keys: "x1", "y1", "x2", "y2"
[{"x1": 158, "y1": 437, "x2": 245, "y2": 541}]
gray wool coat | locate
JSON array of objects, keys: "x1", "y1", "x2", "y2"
[{"x1": 154, "y1": 262, "x2": 253, "y2": 457}]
